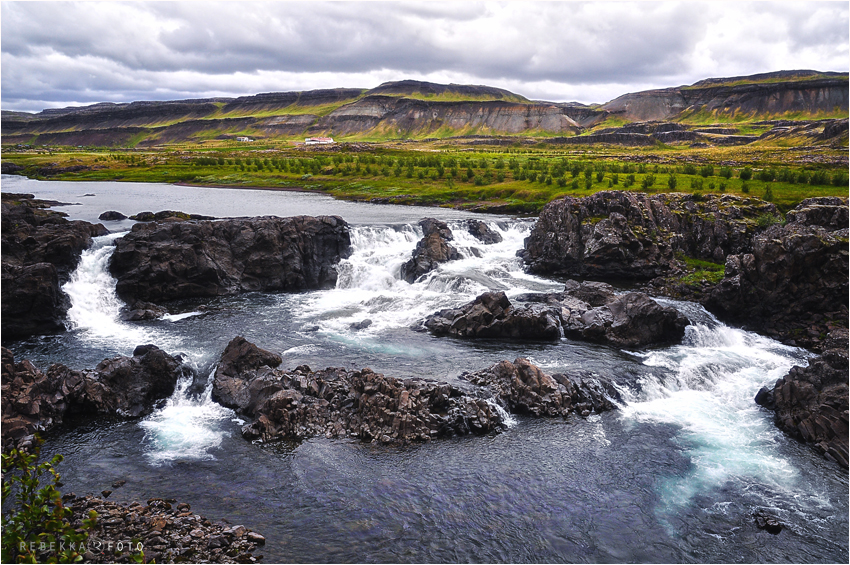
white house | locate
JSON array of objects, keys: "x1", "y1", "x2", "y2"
[
  {"x1": 236, "y1": 136, "x2": 254, "y2": 142},
  {"x1": 305, "y1": 137, "x2": 334, "y2": 145}
]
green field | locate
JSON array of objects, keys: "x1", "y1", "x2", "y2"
[{"x1": 3, "y1": 138, "x2": 847, "y2": 215}]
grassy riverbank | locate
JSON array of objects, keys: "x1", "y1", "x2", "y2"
[{"x1": 3, "y1": 139, "x2": 847, "y2": 214}]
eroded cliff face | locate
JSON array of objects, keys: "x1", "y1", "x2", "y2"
[{"x1": 603, "y1": 76, "x2": 849, "y2": 122}]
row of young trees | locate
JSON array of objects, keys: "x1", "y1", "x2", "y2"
[{"x1": 183, "y1": 152, "x2": 847, "y2": 188}]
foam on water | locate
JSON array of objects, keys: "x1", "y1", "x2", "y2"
[
  {"x1": 139, "y1": 368, "x2": 234, "y2": 465},
  {"x1": 62, "y1": 233, "x2": 157, "y2": 347},
  {"x1": 293, "y1": 220, "x2": 560, "y2": 339},
  {"x1": 619, "y1": 306, "x2": 813, "y2": 515}
]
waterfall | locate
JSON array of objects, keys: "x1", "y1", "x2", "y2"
[
  {"x1": 62, "y1": 232, "x2": 155, "y2": 346},
  {"x1": 139, "y1": 364, "x2": 235, "y2": 466},
  {"x1": 617, "y1": 305, "x2": 814, "y2": 513}
]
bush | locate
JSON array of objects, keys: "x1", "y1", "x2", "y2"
[
  {"x1": 763, "y1": 185, "x2": 774, "y2": 202},
  {"x1": 739, "y1": 167, "x2": 752, "y2": 181},
  {"x1": 741, "y1": 181, "x2": 749, "y2": 193},
  {"x1": 699, "y1": 164, "x2": 714, "y2": 178},
  {"x1": 719, "y1": 166, "x2": 733, "y2": 180},
  {"x1": 2, "y1": 437, "x2": 97, "y2": 563},
  {"x1": 668, "y1": 175, "x2": 678, "y2": 191},
  {"x1": 682, "y1": 164, "x2": 697, "y2": 176}
]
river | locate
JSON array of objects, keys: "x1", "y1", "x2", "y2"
[{"x1": 2, "y1": 175, "x2": 847, "y2": 563}]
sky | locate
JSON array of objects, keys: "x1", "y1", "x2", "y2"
[{"x1": 1, "y1": 1, "x2": 848, "y2": 113}]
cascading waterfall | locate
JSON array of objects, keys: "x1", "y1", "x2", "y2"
[
  {"x1": 62, "y1": 232, "x2": 155, "y2": 347},
  {"x1": 618, "y1": 306, "x2": 814, "y2": 515},
  {"x1": 139, "y1": 365, "x2": 236, "y2": 466}
]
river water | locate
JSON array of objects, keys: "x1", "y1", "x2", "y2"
[{"x1": 2, "y1": 175, "x2": 847, "y2": 563}]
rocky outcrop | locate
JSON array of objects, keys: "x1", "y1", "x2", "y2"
[
  {"x1": 423, "y1": 281, "x2": 689, "y2": 348},
  {"x1": 706, "y1": 197, "x2": 848, "y2": 349},
  {"x1": 466, "y1": 219, "x2": 503, "y2": 244},
  {"x1": 461, "y1": 357, "x2": 620, "y2": 417},
  {"x1": 108, "y1": 215, "x2": 351, "y2": 303},
  {"x1": 211, "y1": 337, "x2": 502, "y2": 443},
  {"x1": 1, "y1": 193, "x2": 107, "y2": 339},
  {"x1": 1, "y1": 345, "x2": 188, "y2": 452},
  {"x1": 129, "y1": 210, "x2": 215, "y2": 222},
  {"x1": 400, "y1": 218, "x2": 460, "y2": 283},
  {"x1": 521, "y1": 191, "x2": 776, "y2": 281},
  {"x1": 755, "y1": 329, "x2": 849, "y2": 469}
]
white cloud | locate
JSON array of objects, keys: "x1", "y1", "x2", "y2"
[{"x1": 2, "y1": 1, "x2": 847, "y2": 112}]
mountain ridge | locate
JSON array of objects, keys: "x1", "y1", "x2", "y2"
[{"x1": 2, "y1": 71, "x2": 847, "y2": 146}]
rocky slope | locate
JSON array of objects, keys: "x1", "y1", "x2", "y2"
[
  {"x1": 705, "y1": 197, "x2": 849, "y2": 349},
  {"x1": 603, "y1": 71, "x2": 848, "y2": 122},
  {"x1": 1, "y1": 193, "x2": 107, "y2": 339},
  {"x1": 108, "y1": 215, "x2": 352, "y2": 304},
  {"x1": 4, "y1": 72, "x2": 845, "y2": 145},
  {"x1": 756, "y1": 329, "x2": 849, "y2": 469}
]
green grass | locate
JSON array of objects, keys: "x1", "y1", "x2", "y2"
[{"x1": 3, "y1": 142, "x2": 846, "y2": 215}]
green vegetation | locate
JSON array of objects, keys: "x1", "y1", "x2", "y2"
[
  {"x1": 676, "y1": 253, "x2": 726, "y2": 286},
  {"x1": 3, "y1": 136, "x2": 847, "y2": 215},
  {"x1": 1, "y1": 437, "x2": 98, "y2": 563}
]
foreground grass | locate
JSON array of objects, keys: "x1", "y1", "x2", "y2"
[{"x1": 3, "y1": 141, "x2": 847, "y2": 215}]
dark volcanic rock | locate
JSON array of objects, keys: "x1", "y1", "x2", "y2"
[
  {"x1": 1, "y1": 193, "x2": 107, "y2": 339},
  {"x1": 1, "y1": 345, "x2": 188, "y2": 451},
  {"x1": 98, "y1": 210, "x2": 128, "y2": 221},
  {"x1": 706, "y1": 197, "x2": 848, "y2": 350},
  {"x1": 521, "y1": 191, "x2": 776, "y2": 280},
  {"x1": 400, "y1": 218, "x2": 461, "y2": 283},
  {"x1": 211, "y1": 337, "x2": 502, "y2": 443},
  {"x1": 759, "y1": 329, "x2": 849, "y2": 469},
  {"x1": 466, "y1": 219, "x2": 503, "y2": 244},
  {"x1": 424, "y1": 281, "x2": 688, "y2": 348},
  {"x1": 109, "y1": 215, "x2": 352, "y2": 303},
  {"x1": 129, "y1": 210, "x2": 216, "y2": 222},
  {"x1": 461, "y1": 358, "x2": 620, "y2": 417}
]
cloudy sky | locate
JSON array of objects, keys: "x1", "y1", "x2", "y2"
[{"x1": 2, "y1": 1, "x2": 848, "y2": 113}]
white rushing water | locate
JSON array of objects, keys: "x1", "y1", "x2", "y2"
[
  {"x1": 59, "y1": 219, "x2": 817, "y2": 500},
  {"x1": 618, "y1": 309, "x2": 813, "y2": 514},
  {"x1": 139, "y1": 366, "x2": 235, "y2": 466},
  {"x1": 62, "y1": 232, "x2": 158, "y2": 347},
  {"x1": 295, "y1": 219, "x2": 561, "y2": 338}
]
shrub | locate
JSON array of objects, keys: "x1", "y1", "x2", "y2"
[
  {"x1": 756, "y1": 213, "x2": 782, "y2": 228},
  {"x1": 699, "y1": 164, "x2": 714, "y2": 178},
  {"x1": 682, "y1": 164, "x2": 697, "y2": 175},
  {"x1": 719, "y1": 166, "x2": 733, "y2": 180},
  {"x1": 763, "y1": 184, "x2": 774, "y2": 202},
  {"x1": 668, "y1": 175, "x2": 678, "y2": 191},
  {"x1": 2, "y1": 437, "x2": 97, "y2": 563},
  {"x1": 739, "y1": 167, "x2": 753, "y2": 180},
  {"x1": 741, "y1": 181, "x2": 749, "y2": 193},
  {"x1": 691, "y1": 177, "x2": 703, "y2": 191}
]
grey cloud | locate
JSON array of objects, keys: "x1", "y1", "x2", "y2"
[{"x1": 2, "y1": 1, "x2": 847, "y2": 113}]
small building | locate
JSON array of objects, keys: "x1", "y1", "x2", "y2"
[
  {"x1": 305, "y1": 137, "x2": 334, "y2": 145},
  {"x1": 236, "y1": 136, "x2": 253, "y2": 142}
]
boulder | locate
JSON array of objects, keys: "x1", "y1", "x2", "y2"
[
  {"x1": 98, "y1": 210, "x2": 127, "y2": 221},
  {"x1": 108, "y1": 215, "x2": 352, "y2": 303},
  {"x1": 1, "y1": 193, "x2": 107, "y2": 339},
  {"x1": 211, "y1": 337, "x2": 502, "y2": 443},
  {"x1": 521, "y1": 191, "x2": 776, "y2": 280},
  {"x1": 400, "y1": 218, "x2": 461, "y2": 283},
  {"x1": 466, "y1": 219, "x2": 503, "y2": 244},
  {"x1": 757, "y1": 329, "x2": 848, "y2": 469},
  {"x1": 1, "y1": 345, "x2": 188, "y2": 451},
  {"x1": 461, "y1": 358, "x2": 620, "y2": 417},
  {"x1": 706, "y1": 197, "x2": 848, "y2": 350},
  {"x1": 424, "y1": 281, "x2": 688, "y2": 348}
]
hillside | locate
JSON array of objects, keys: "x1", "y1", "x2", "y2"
[{"x1": 2, "y1": 72, "x2": 847, "y2": 147}]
